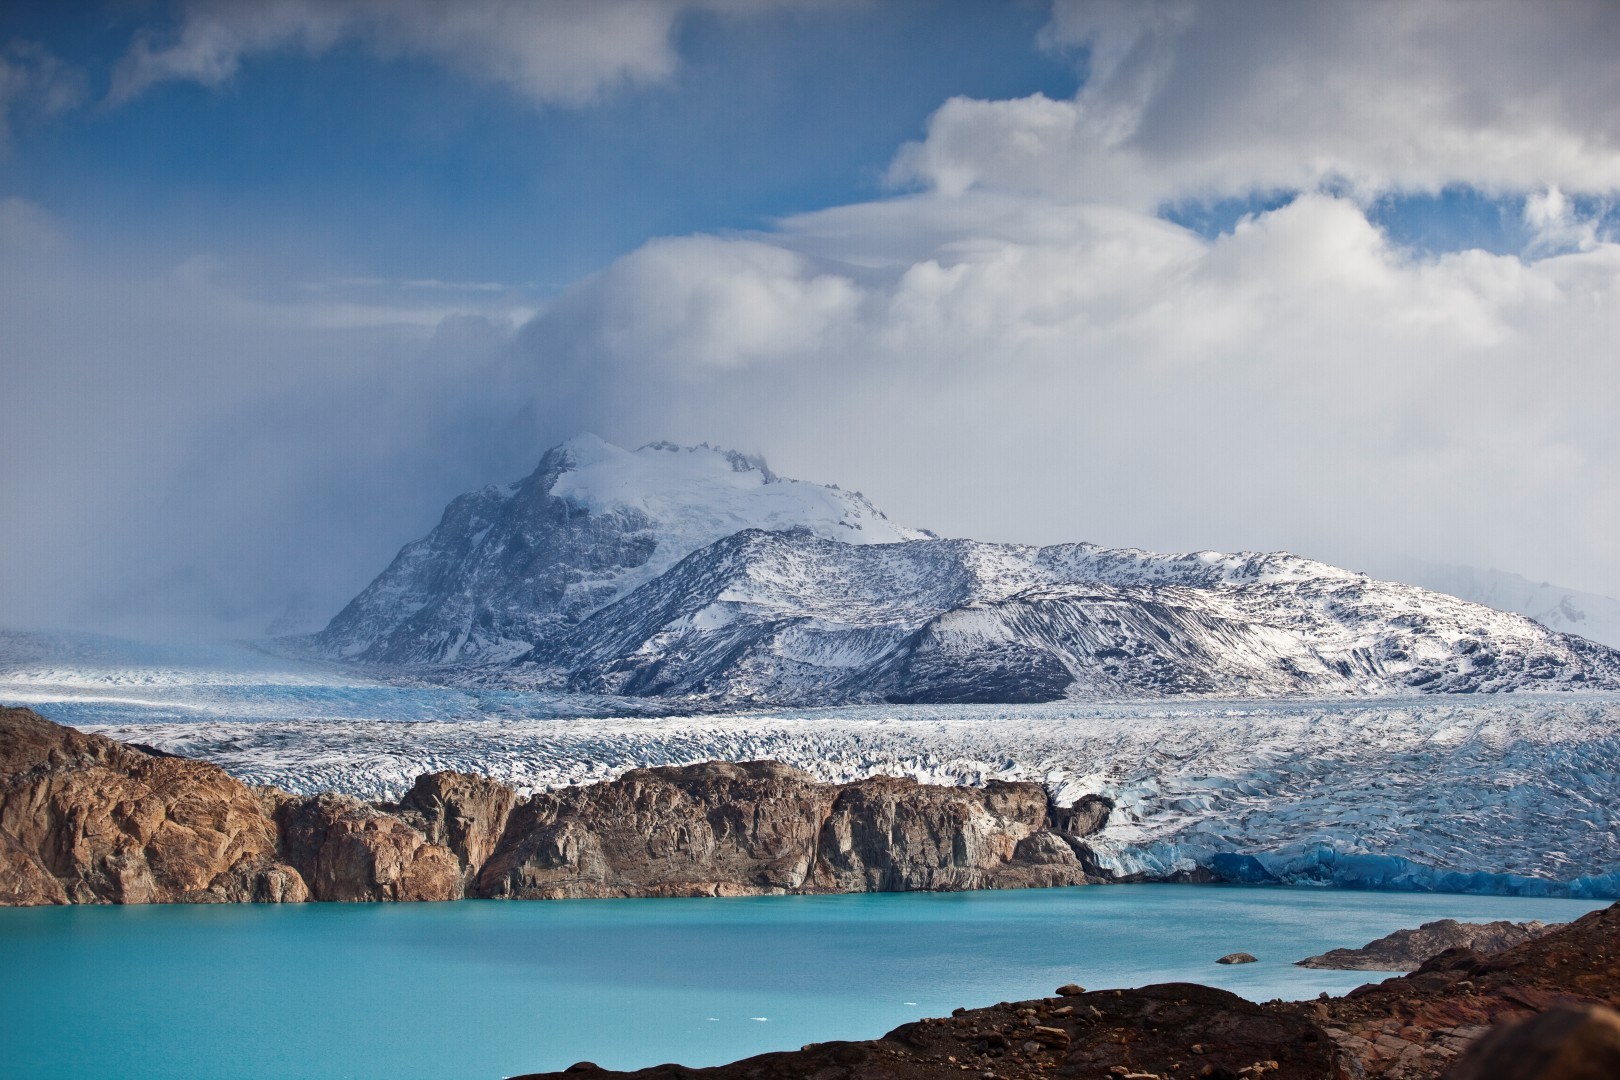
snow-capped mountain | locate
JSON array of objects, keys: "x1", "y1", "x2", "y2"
[
  {"x1": 1383, "y1": 562, "x2": 1620, "y2": 650},
  {"x1": 556, "y1": 529, "x2": 1620, "y2": 703},
  {"x1": 310, "y1": 435, "x2": 1620, "y2": 702},
  {"x1": 312, "y1": 435, "x2": 926, "y2": 665}
]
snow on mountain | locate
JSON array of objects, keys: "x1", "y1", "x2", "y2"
[
  {"x1": 1385, "y1": 562, "x2": 1620, "y2": 650},
  {"x1": 310, "y1": 434, "x2": 925, "y2": 665},
  {"x1": 309, "y1": 434, "x2": 1620, "y2": 703},
  {"x1": 556, "y1": 530, "x2": 1620, "y2": 704}
]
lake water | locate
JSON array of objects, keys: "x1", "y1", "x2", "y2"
[{"x1": 0, "y1": 886, "x2": 1607, "y2": 1080}]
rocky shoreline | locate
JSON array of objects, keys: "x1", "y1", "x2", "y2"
[
  {"x1": 0, "y1": 707, "x2": 1115, "y2": 906},
  {"x1": 512, "y1": 904, "x2": 1620, "y2": 1080}
]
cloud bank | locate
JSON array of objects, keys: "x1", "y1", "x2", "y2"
[
  {"x1": 513, "y1": 191, "x2": 1620, "y2": 598},
  {"x1": 896, "y1": 0, "x2": 1620, "y2": 205},
  {"x1": 3, "y1": 0, "x2": 1618, "y2": 635}
]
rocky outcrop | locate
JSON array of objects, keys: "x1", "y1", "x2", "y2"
[
  {"x1": 1297, "y1": 918, "x2": 1556, "y2": 971},
  {"x1": 273, "y1": 793, "x2": 461, "y2": 902},
  {"x1": 398, "y1": 770, "x2": 518, "y2": 887},
  {"x1": 511, "y1": 903, "x2": 1620, "y2": 1080},
  {"x1": 475, "y1": 762, "x2": 1099, "y2": 900},
  {"x1": 0, "y1": 708, "x2": 1111, "y2": 905},
  {"x1": 0, "y1": 706, "x2": 305, "y2": 905}
]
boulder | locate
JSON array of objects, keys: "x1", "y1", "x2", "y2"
[{"x1": 1442, "y1": 1005, "x2": 1620, "y2": 1080}]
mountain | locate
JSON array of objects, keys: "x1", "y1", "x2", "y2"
[
  {"x1": 555, "y1": 528, "x2": 1620, "y2": 703},
  {"x1": 310, "y1": 435, "x2": 1620, "y2": 703},
  {"x1": 1383, "y1": 562, "x2": 1620, "y2": 650},
  {"x1": 312, "y1": 435, "x2": 926, "y2": 665}
]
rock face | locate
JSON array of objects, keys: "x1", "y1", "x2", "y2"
[
  {"x1": 0, "y1": 709, "x2": 1109, "y2": 906},
  {"x1": 474, "y1": 762, "x2": 1100, "y2": 900},
  {"x1": 1297, "y1": 918, "x2": 1556, "y2": 971},
  {"x1": 272, "y1": 793, "x2": 461, "y2": 902},
  {"x1": 0, "y1": 706, "x2": 306, "y2": 905},
  {"x1": 511, "y1": 903, "x2": 1620, "y2": 1080}
]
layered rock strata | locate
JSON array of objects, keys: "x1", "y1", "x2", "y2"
[
  {"x1": 513, "y1": 902, "x2": 1620, "y2": 1080},
  {"x1": 0, "y1": 708, "x2": 1108, "y2": 906}
]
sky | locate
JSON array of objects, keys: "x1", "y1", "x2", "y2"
[{"x1": 2, "y1": 0, "x2": 1618, "y2": 637}]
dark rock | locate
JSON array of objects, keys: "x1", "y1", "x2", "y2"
[
  {"x1": 1442, "y1": 1005, "x2": 1620, "y2": 1080},
  {"x1": 473, "y1": 762, "x2": 1096, "y2": 899},
  {"x1": 1297, "y1": 918, "x2": 1557, "y2": 971},
  {"x1": 1217, "y1": 952, "x2": 1259, "y2": 964},
  {"x1": 273, "y1": 793, "x2": 461, "y2": 902},
  {"x1": 398, "y1": 770, "x2": 518, "y2": 886}
]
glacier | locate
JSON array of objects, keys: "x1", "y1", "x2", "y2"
[{"x1": 6, "y1": 630, "x2": 1615, "y2": 900}]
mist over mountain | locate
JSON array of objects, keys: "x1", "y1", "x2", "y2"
[{"x1": 1377, "y1": 562, "x2": 1620, "y2": 650}]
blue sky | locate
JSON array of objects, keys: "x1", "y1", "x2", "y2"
[
  {"x1": 3, "y1": 2, "x2": 1082, "y2": 286},
  {"x1": 2, "y1": 0, "x2": 1618, "y2": 633}
]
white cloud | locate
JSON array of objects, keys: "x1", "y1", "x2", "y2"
[
  {"x1": 8, "y1": 0, "x2": 1619, "y2": 634},
  {"x1": 507, "y1": 188, "x2": 1620, "y2": 599},
  {"x1": 111, "y1": 0, "x2": 830, "y2": 106},
  {"x1": 0, "y1": 40, "x2": 86, "y2": 149},
  {"x1": 893, "y1": 0, "x2": 1620, "y2": 206},
  {"x1": 544, "y1": 236, "x2": 862, "y2": 372},
  {"x1": 1523, "y1": 186, "x2": 1606, "y2": 255}
]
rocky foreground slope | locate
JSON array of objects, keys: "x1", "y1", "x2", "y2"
[
  {"x1": 0, "y1": 707, "x2": 1112, "y2": 905},
  {"x1": 515, "y1": 904, "x2": 1620, "y2": 1080},
  {"x1": 304, "y1": 435, "x2": 1620, "y2": 705}
]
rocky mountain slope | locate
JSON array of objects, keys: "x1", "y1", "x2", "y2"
[
  {"x1": 512, "y1": 903, "x2": 1620, "y2": 1080},
  {"x1": 306, "y1": 435, "x2": 1620, "y2": 705},
  {"x1": 0, "y1": 708, "x2": 1111, "y2": 906}
]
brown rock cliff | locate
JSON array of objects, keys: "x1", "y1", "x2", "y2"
[{"x1": 0, "y1": 708, "x2": 1110, "y2": 906}]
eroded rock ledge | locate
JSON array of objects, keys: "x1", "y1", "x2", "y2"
[{"x1": 0, "y1": 707, "x2": 1113, "y2": 906}]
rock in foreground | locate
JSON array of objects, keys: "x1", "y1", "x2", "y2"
[
  {"x1": 512, "y1": 903, "x2": 1620, "y2": 1080},
  {"x1": 0, "y1": 708, "x2": 1110, "y2": 905},
  {"x1": 1296, "y1": 918, "x2": 1556, "y2": 971}
]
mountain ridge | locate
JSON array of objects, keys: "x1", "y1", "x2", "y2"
[{"x1": 307, "y1": 435, "x2": 1620, "y2": 704}]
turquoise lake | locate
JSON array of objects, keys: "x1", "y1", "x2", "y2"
[{"x1": 0, "y1": 886, "x2": 1608, "y2": 1080}]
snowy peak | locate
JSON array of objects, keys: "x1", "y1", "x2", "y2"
[
  {"x1": 539, "y1": 434, "x2": 923, "y2": 549},
  {"x1": 311, "y1": 435, "x2": 924, "y2": 665}
]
